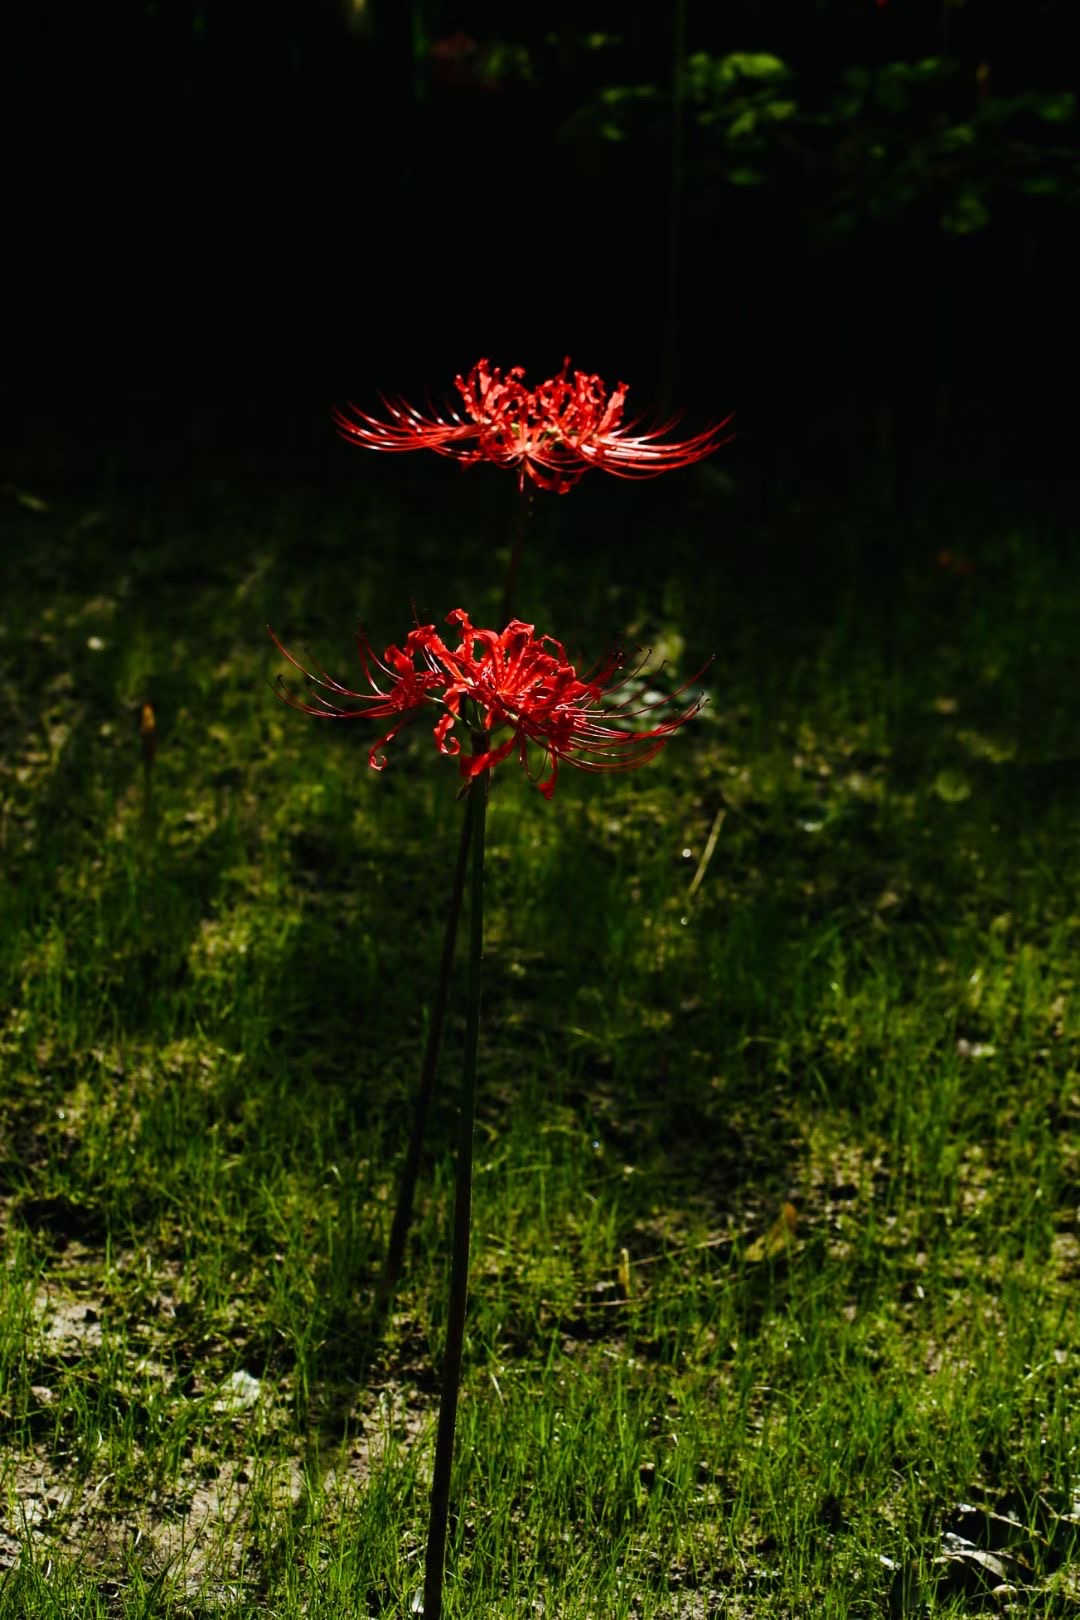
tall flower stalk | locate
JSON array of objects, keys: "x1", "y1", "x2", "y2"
[
  {"x1": 331, "y1": 364, "x2": 735, "y2": 1302},
  {"x1": 499, "y1": 481, "x2": 535, "y2": 627},
  {"x1": 333, "y1": 354, "x2": 731, "y2": 1302},
  {"x1": 270, "y1": 607, "x2": 706, "y2": 1616},
  {"x1": 381, "y1": 482, "x2": 533, "y2": 1307},
  {"x1": 377, "y1": 794, "x2": 473, "y2": 1309},
  {"x1": 331, "y1": 359, "x2": 729, "y2": 1305},
  {"x1": 423, "y1": 727, "x2": 488, "y2": 1620}
]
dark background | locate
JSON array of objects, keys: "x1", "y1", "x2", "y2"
[{"x1": 3, "y1": 0, "x2": 1077, "y2": 481}]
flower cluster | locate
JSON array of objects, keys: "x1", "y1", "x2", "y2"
[
  {"x1": 269, "y1": 610, "x2": 706, "y2": 799},
  {"x1": 333, "y1": 358, "x2": 732, "y2": 493}
]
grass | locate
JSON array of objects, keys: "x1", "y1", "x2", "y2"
[{"x1": 0, "y1": 397, "x2": 1078, "y2": 1617}]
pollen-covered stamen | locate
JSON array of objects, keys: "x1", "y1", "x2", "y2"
[{"x1": 534, "y1": 363, "x2": 632, "y2": 452}]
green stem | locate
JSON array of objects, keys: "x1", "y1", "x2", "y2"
[
  {"x1": 377, "y1": 783, "x2": 475, "y2": 1309},
  {"x1": 499, "y1": 483, "x2": 535, "y2": 626},
  {"x1": 378, "y1": 491, "x2": 532, "y2": 1314},
  {"x1": 422, "y1": 735, "x2": 489, "y2": 1620}
]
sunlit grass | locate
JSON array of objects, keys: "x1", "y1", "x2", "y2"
[{"x1": 0, "y1": 427, "x2": 1077, "y2": 1616}]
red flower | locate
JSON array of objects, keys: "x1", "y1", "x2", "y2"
[
  {"x1": 333, "y1": 359, "x2": 732, "y2": 493},
  {"x1": 269, "y1": 610, "x2": 706, "y2": 799},
  {"x1": 268, "y1": 622, "x2": 447, "y2": 771}
]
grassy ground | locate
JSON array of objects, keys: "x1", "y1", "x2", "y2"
[{"x1": 0, "y1": 397, "x2": 1077, "y2": 1617}]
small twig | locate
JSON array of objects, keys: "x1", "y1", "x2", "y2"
[
  {"x1": 631, "y1": 1231, "x2": 736, "y2": 1269},
  {"x1": 686, "y1": 803, "x2": 725, "y2": 904},
  {"x1": 140, "y1": 702, "x2": 157, "y2": 837}
]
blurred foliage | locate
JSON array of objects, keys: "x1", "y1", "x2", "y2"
[
  {"x1": 560, "y1": 47, "x2": 1078, "y2": 237},
  {"x1": 421, "y1": 22, "x2": 1076, "y2": 247}
]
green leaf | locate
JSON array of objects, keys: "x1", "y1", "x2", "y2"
[
  {"x1": 941, "y1": 190, "x2": 990, "y2": 234},
  {"x1": 883, "y1": 57, "x2": 949, "y2": 85},
  {"x1": 726, "y1": 52, "x2": 789, "y2": 82},
  {"x1": 909, "y1": 56, "x2": 949, "y2": 83},
  {"x1": 600, "y1": 85, "x2": 656, "y2": 106},
  {"x1": 728, "y1": 109, "x2": 758, "y2": 138},
  {"x1": 938, "y1": 123, "x2": 975, "y2": 151},
  {"x1": 1034, "y1": 92, "x2": 1075, "y2": 123},
  {"x1": 686, "y1": 51, "x2": 790, "y2": 100},
  {"x1": 728, "y1": 165, "x2": 767, "y2": 186},
  {"x1": 765, "y1": 99, "x2": 797, "y2": 122},
  {"x1": 685, "y1": 51, "x2": 715, "y2": 92},
  {"x1": 933, "y1": 769, "x2": 971, "y2": 804}
]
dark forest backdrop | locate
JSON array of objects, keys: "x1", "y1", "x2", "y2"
[{"x1": 4, "y1": 0, "x2": 1077, "y2": 466}]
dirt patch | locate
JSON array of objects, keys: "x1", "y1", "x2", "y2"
[{"x1": 0, "y1": 1267, "x2": 441, "y2": 1602}]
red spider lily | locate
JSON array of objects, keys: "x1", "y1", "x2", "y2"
[
  {"x1": 426, "y1": 609, "x2": 707, "y2": 798},
  {"x1": 268, "y1": 622, "x2": 448, "y2": 771},
  {"x1": 333, "y1": 359, "x2": 732, "y2": 493},
  {"x1": 268, "y1": 611, "x2": 706, "y2": 798}
]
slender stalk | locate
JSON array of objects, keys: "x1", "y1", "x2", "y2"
[
  {"x1": 377, "y1": 784, "x2": 474, "y2": 1308},
  {"x1": 423, "y1": 734, "x2": 489, "y2": 1620},
  {"x1": 499, "y1": 483, "x2": 535, "y2": 626},
  {"x1": 378, "y1": 491, "x2": 532, "y2": 1311}
]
